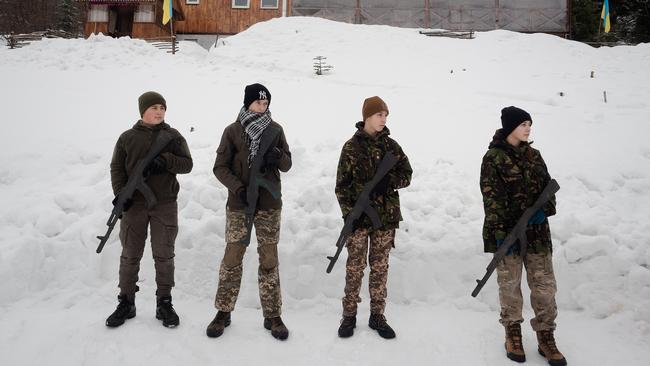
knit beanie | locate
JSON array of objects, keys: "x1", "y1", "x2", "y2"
[
  {"x1": 362, "y1": 96, "x2": 389, "y2": 121},
  {"x1": 138, "y1": 91, "x2": 167, "y2": 117},
  {"x1": 500, "y1": 106, "x2": 532, "y2": 137},
  {"x1": 243, "y1": 83, "x2": 271, "y2": 109}
]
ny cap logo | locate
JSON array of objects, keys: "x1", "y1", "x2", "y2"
[{"x1": 259, "y1": 90, "x2": 268, "y2": 100}]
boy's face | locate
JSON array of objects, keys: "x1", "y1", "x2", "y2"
[
  {"x1": 364, "y1": 111, "x2": 388, "y2": 134},
  {"x1": 142, "y1": 104, "x2": 166, "y2": 125},
  {"x1": 248, "y1": 99, "x2": 269, "y2": 114},
  {"x1": 508, "y1": 121, "x2": 532, "y2": 143}
]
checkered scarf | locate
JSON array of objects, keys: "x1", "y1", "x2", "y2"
[{"x1": 238, "y1": 106, "x2": 272, "y2": 167}]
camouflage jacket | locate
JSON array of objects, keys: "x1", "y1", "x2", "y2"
[
  {"x1": 336, "y1": 122, "x2": 412, "y2": 231},
  {"x1": 480, "y1": 129, "x2": 556, "y2": 254}
]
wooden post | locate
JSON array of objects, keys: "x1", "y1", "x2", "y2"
[
  {"x1": 424, "y1": 0, "x2": 430, "y2": 29},
  {"x1": 355, "y1": 0, "x2": 361, "y2": 24}
]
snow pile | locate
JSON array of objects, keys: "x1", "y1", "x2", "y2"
[{"x1": 0, "y1": 16, "x2": 649, "y2": 365}]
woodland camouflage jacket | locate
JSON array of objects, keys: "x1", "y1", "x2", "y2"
[
  {"x1": 336, "y1": 122, "x2": 412, "y2": 231},
  {"x1": 480, "y1": 129, "x2": 556, "y2": 254}
]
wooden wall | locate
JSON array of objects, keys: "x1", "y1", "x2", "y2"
[
  {"x1": 83, "y1": 0, "x2": 291, "y2": 38},
  {"x1": 175, "y1": 0, "x2": 291, "y2": 35}
]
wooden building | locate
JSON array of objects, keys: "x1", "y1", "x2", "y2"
[{"x1": 81, "y1": 1, "x2": 292, "y2": 47}]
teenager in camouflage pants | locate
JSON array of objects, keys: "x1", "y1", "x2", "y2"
[
  {"x1": 335, "y1": 96, "x2": 412, "y2": 339},
  {"x1": 206, "y1": 84, "x2": 292, "y2": 340},
  {"x1": 480, "y1": 106, "x2": 566, "y2": 366}
]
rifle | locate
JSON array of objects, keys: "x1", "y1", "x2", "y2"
[
  {"x1": 96, "y1": 130, "x2": 175, "y2": 253},
  {"x1": 240, "y1": 127, "x2": 282, "y2": 246},
  {"x1": 326, "y1": 152, "x2": 399, "y2": 273},
  {"x1": 471, "y1": 179, "x2": 560, "y2": 297}
]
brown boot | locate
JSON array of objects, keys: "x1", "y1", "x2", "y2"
[
  {"x1": 264, "y1": 316, "x2": 289, "y2": 340},
  {"x1": 206, "y1": 311, "x2": 231, "y2": 338},
  {"x1": 505, "y1": 324, "x2": 526, "y2": 363},
  {"x1": 537, "y1": 330, "x2": 567, "y2": 366}
]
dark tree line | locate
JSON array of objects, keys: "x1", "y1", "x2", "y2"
[
  {"x1": 0, "y1": 0, "x2": 84, "y2": 34},
  {"x1": 572, "y1": 0, "x2": 650, "y2": 43}
]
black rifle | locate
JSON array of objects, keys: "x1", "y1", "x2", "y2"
[
  {"x1": 240, "y1": 126, "x2": 282, "y2": 246},
  {"x1": 471, "y1": 179, "x2": 560, "y2": 297},
  {"x1": 326, "y1": 152, "x2": 399, "y2": 273},
  {"x1": 96, "y1": 131, "x2": 175, "y2": 253}
]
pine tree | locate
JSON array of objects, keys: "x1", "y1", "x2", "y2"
[{"x1": 55, "y1": 0, "x2": 81, "y2": 34}]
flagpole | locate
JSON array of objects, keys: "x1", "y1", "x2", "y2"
[{"x1": 170, "y1": 17, "x2": 175, "y2": 55}]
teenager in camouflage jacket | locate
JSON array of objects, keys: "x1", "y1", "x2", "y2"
[
  {"x1": 480, "y1": 106, "x2": 566, "y2": 366},
  {"x1": 334, "y1": 96, "x2": 412, "y2": 340}
]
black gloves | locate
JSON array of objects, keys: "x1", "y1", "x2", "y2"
[
  {"x1": 112, "y1": 195, "x2": 133, "y2": 212},
  {"x1": 264, "y1": 147, "x2": 282, "y2": 169},
  {"x1": 145, "y1": 156, "x2": 167, "y2": 176}
]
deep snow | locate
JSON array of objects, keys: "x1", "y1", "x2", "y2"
[{"x1": 0, "y1": 17, "x2": 649, "y2": 366}]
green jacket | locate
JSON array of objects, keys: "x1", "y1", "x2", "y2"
[
  {"x1": 480, "y1": 129, "x2": 556, "y2": 254},
  {"x1": 110, "y1": 121, "x2": 193, "y2": 204},
  {"x1": 336, "y1": 122, "x2": 412, "y2": 231},
  {"x1": 213, "y1": 120, "x2": 291, "y2": 211}
]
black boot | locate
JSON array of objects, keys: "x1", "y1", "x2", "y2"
[
  {"x1": 369, "y1": 313, "x2": 396, "y2": 339},
  {"x1": 263, "y1": 316, "x2": 289, "y2": 340},
  {"x1": 106, "y1": 295, "x2": 136, "y2": 327},
  {"x1": 156, "y1": 296, "x2": 179, "y2": 328},
  {"x1": 206, "y1": 311, "x2": 231, "y2": 338},
  {"x1": 338, "y1": 315, "x2": 356, "y2": 338}
]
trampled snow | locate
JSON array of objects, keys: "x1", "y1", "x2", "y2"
[{"x1": 0, "y1": 17, "x2": 649, "y2": 365}]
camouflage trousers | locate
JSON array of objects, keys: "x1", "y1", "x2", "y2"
[
  {"x1": 118, "y1": 200, "x2": 178, "y2": 300},
  {"x1": 214, "y1": 208, "x2": 282, "y2": 318},
  {"x1": 496, "y1": 253, "x2": 558, "y2": 331},
  {"x1": 342, "y1": 228, "x2": 395, "y2": 316}
]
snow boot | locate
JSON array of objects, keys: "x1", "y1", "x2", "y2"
[
  {"x1": 338, "y1": 315, "x2": 356, "y2": 338},
  {"x1": 105, "y1": 295, "x2": 136, "y2": 327},
  {"x1": 264, "y1": 316, "x2": 289, "y2": 340},
  {"x1": 206, "y1": 311, "x2": 231, "y2": 338},
  {"x1": 537, "y1": 330, "x2": 567, "y2": 366},
  {"x1": 155, "y1": 296, "x2": 179, "y2": 328},
  {"x1": 505, "y1": 324, "x2": 526, "y2": 363},
  {"x1": 369, "y1": 313, "x2": 396, "y2": 339}
]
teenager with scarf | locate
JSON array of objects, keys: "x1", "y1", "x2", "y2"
[{"x1": 206, "y1": 83, "x2": 292, "y2": 340}]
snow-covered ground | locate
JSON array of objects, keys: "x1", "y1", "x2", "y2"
[{"x1": 0, "y1": 17, "x2": 649, "y2": 365}]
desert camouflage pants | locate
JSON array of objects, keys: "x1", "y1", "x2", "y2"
[
  {"x1": 342, "y1": 228, "x2": 394, "y2": 316},
  {"x1": 496, "y1": 253, "x2": 558, "y2": 331},
  {"x1": 118, "y1": 201, "x2": 178, "y2": 300},
  {"x1": 214, "y1": 208, "x2": 282, "y2": 318}
]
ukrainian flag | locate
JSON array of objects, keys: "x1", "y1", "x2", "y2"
[
  {"x1": 163, "y1": 0, "x2": 173, "y2": 25},
  {"x1": 601, "y1": 0, "x2": 611, "y2": 33}
]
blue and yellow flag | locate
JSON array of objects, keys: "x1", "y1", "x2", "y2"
[
  {"x1": 163, "y1": 0, "x2": 173, "y2": 25},
  {"x1": 601, "y1": 0, "x2": 611, "y2": 33}
]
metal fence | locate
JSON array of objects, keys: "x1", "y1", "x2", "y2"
[{"x1": 292, "y1": 0, "x2": 569, "y2": 34}]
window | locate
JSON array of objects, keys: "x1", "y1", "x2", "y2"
[
  {"x1": 88, "y1": 5, "x2": 108, "y2": 22},
  {"x1": 232, "y1": 0, "x2": 250, "y2": 9},
  {"x1": 186, "y1": 0, "x2": 199, "y2": 4},
  {"x1": 134, "y1": 5, "x2": 155, "y2": 23},
  {"x1": 261, "y1": 0, "x2": 278, "y2": 9}
]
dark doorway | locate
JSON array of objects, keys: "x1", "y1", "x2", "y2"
[{"x1": 108, "y1": 6, "x2": 135, "y2": 37}]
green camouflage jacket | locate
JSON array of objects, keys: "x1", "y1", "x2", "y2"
[
  {"x1": 336, "y1": 122, "x2": 412, "y2": 231},
  {"x1": 480, "y1": 129, "x2": 556, "y2": 254}
]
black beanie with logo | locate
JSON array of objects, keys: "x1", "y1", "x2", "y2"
[{"x1": 243, "y1": 83, "x2": 271, "y2": 110}]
